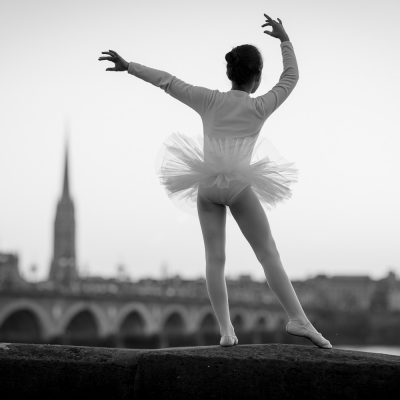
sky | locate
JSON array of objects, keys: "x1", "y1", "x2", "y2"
[{"x1": 1, "y1": 0, "x2": 399, "y2": 282}]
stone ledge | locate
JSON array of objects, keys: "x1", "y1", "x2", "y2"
[{"x1": 0, "y1": 342, "x2": 400, "y2": 399}]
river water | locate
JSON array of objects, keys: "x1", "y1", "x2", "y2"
[{"x1": 335, "y1": 345, "x2": 400, "y2": 357}]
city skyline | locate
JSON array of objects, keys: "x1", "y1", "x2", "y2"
[
  {"x1": 1, "y1": 118, "x2": 397, "y2": 284},
  {"x1": 1, "y1": 0, "x2": 399, "y2": 281}
]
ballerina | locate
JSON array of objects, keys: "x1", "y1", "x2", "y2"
[{"x1": 98, "y1": 12, "x2": 332, "y2": 349}]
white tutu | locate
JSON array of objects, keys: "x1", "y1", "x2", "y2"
[{"x1": 154, "y1": 131, "x2": 299, "y2": 216}]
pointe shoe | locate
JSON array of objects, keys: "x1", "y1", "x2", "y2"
[
  {"x1": 220, "y1": 335, "x2": 238, "y2": 347},
  {"x1": 286, "y1": 320, "x2": 332, "y2": 349}
]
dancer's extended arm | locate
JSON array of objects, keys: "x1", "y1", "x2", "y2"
[
  {"x1": 98, "y1": 49, "x2": 214, "y2": 116},
  {"x1": 257, "y1": 14, "x2": 299, "y2": 119},
  {"x1": 126, "y1": 61, "x2": 214, "y2": 116},
  {"x1": 256, "y1": 41, "x2": 299, "y2": 119}
]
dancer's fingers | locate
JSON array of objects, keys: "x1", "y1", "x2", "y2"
[
  {"x1": 108, "y1": 49, "x2": 119, "y2": 57},
  {"x1": 261, "y1": 22, "x2": 271, "y2": 28},
  {"x1": 98, "y1": 56, "x2": 114, "y2": 61},
  {"x1": 277, "y1": 18, "x2": 282, "y2": 24},
  {"x1": 264, "y1": 13, "x2": 272, "y2": 21},
  {"x1": 106, "y1": 67, "x2": 117, "y2": 71}
]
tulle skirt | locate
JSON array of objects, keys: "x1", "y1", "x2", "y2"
[{"x1": 154, "y1": 131, "x2": 299, "y2": 216}]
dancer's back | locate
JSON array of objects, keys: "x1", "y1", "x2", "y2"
[
  {"x1": 126, "y1": 41, "x2": 299, "y2": 208},
  {"x1": 126, "y1": 41, "x2": 298, "y2": 142}
]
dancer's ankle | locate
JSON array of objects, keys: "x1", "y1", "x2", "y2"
[
  {"x1": 220, "y1": 323, "x2": 235, "y2": 336},
  {"x1": 288, "y1": 316, "x2": 310, "y2": 325}
]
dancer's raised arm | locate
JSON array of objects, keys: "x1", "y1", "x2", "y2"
[
  {"x1": 256, "y1": 14, "x2": 299, "y2": 119},
  {"x1": 98, "y1": 49, "x2": 214, "y2": 116}
]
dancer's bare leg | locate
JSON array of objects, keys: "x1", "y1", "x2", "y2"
[
  {"x1": 197, "y1": 194, "x2": 235, "y2": 337},
  {"x1": 230, "y1": 186, "x2": 308, "y2": 322},
  {"x1": 229, "y1": 186, "x2": 331, "y2": 348}
]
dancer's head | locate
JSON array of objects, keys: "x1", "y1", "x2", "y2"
[{"x1": 225, "y1": 44, "x2": 263, "y2": 94}]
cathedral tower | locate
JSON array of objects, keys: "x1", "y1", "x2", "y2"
[{"x1": 48, "y1": 131, "x2": 78, "y2": 283}]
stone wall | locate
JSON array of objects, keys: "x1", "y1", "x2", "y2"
[{"x1": 0, "y1": 342, "x2": 400, "y2": 399}]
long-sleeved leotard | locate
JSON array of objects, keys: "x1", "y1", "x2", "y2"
[
  {"x1": 127, "y1": 41, "x2": 299, "y2": 209},
  {"x1": 127, "y1": 40, "x2": 299, "y2": 140}
]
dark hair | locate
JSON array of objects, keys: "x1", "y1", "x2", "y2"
[{"x1": 225, "y1": 44, "x2": 263, "y2": 86}]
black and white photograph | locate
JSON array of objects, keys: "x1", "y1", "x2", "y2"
[{"x1": 0, "y1": 0, "x2": 399, "y2": 398}]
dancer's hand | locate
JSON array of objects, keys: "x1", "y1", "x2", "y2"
[
  {"x1": 261, "y1": 14, "x2": 289, "y2": 42},
  {"x1": 98, "y1": 50, "x2": 129, "y2": 71}
]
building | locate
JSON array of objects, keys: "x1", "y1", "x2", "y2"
[
  {"x1": 48, "y1": 136, "x2": 78, "y2": 286},
  {"x1": 0, "y1": 131, "x2": 399, "y2": 347}
]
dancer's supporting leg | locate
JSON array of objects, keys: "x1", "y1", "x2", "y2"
[{"x1": 197, "y1": 194, "x2": 235, "y2": 337}]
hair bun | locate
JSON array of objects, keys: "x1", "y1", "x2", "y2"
[
  {"x1": 225, "y1": 44, "x2": 262, "y2": 86},
  {"x1": 225, "y1": 51, "x2": 239, "y2": 64}
]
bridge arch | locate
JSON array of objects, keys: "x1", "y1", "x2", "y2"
[
  {"x1": 116, "y1": 303, "x2": 152, "y2": 335},
  {"x1": 232, "y1": 307, "x2": 256, "y2": 330},
  {"x1": 0, "y1": 300, "x2": 53, "y2": 339},
  {"x1": 195, "y1": 306, "x2": 218, "y2": 332},
  {"x1": 60, "y1": 302, "x2": 109, "y2": 337},
  {"x1": 161, "y1": 304, "x2": 189, "y2": 333}
]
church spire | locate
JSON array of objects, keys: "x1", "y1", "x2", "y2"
[
  {"x1": 62, "y1": 122, "x2": 70, "y2": 198},
  {"x1": 49, "y1": 119, "x2": 78, "y2": 284}
]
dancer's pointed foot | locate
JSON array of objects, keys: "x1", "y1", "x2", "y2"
[
  {"x1": 286, "y1": 320, "x2": 332, "y2": 349},
  {"x1": 220, "y1": 335, "x2": 239, "y2": 347}
]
